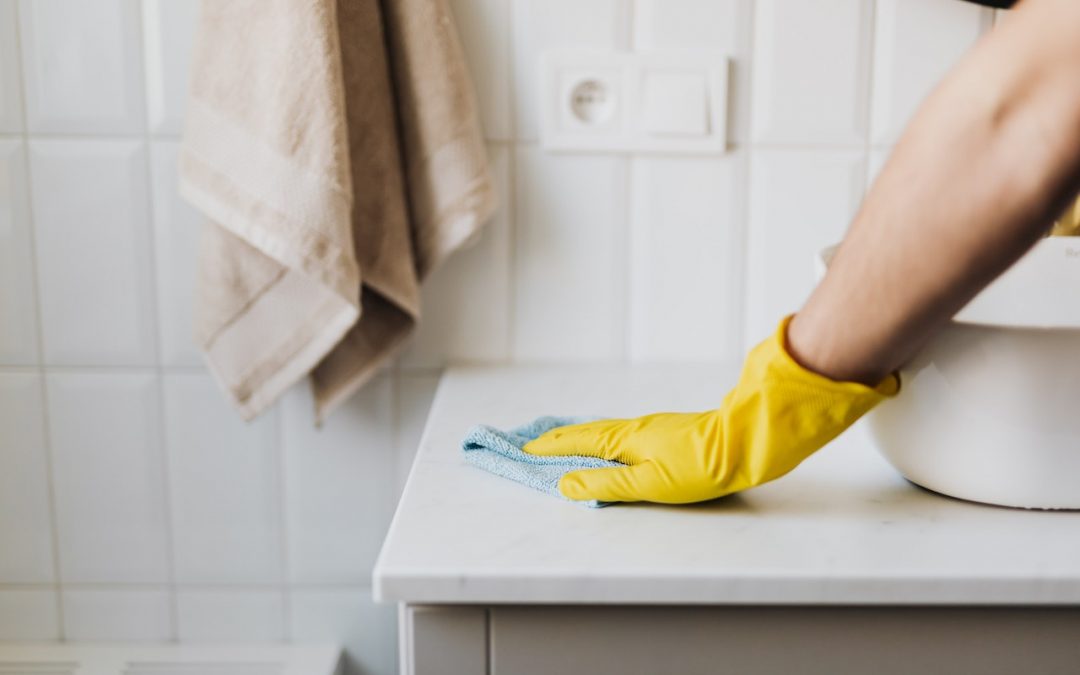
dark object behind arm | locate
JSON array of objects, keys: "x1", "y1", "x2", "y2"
[{"x1": 961, "y1": 0, "x2": 1016, "y2": 7}]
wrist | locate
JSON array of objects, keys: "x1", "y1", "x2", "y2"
[{"x1": 785, "y1": 312, "x2": 896, "y2": 388}]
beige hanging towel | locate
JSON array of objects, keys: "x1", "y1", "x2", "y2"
[{"x1": 179, "y1": 0, "x2": 495, "y2": 422}]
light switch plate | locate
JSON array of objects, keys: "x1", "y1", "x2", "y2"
[{"x1": 540, "y1": 49, "x2": 729, "y2": 154}]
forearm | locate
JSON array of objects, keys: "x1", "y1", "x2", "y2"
[{"x1": 788, "y1": 0, "x2": 1080, "y2": 384}]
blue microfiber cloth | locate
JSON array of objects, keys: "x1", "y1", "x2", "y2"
[{"x1": 462, "y1": 416, "x2": 625, "y2": 508}]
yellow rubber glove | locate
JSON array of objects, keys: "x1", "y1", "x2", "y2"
[{"x1": 522, "y1": 316, "x2": 900, "y2": 503}]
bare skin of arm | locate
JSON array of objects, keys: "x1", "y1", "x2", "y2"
[{"x1": 788, "y1": 0, "x2": 1080, "y2": 384}]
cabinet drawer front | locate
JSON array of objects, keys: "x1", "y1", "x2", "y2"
[{"x1": 491, "y1": 606, "x2": 1080, "y2": 675}]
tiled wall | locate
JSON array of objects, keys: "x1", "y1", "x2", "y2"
[{"x1": 0, "y1": 0, "x2": 1002, "y2": 672}]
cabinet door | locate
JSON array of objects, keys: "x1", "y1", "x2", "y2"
[
  {"x1": 402, "y1": 605, "x2": 488, "y2": 675},
  {"x1": 491, "y1": 606, "x2": 1080, "y2": 675}
]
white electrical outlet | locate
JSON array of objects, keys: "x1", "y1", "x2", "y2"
[{"x1": 540, "y1": 49, "x2": 729, "y2": 154}]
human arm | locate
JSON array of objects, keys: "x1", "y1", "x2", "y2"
[
  {"x1": 524, "y1": 0, "x2": 1080, "y2": 504},
  {"x1": 790, "y1": 0, "x2": 1080, "y2": 384}
]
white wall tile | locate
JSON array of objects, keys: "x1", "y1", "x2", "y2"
[
  {"x1": 142, "y1": 0, "x2": 199, "y2": 135},
  {"x1": 633, "y1": 0, "x2": 751, "y2": 142},
  {"x1": 282, "y1": 375, "x2": 397, "y2": 584},
  {"x1": 871, "y1": 0, "x2": 989, "y2": 145},
  {"x1": 0, "y1": 0, "x2": 23, "y2": 133},
  {"x1": 745, "y1": 149, "x2": 865, "y2": 346},
  {"x1": 30, "y1": 140, "x2": 157, "y2": 366},
  {"x1": 751, "y1": 0, "x2": 872, "y2": 145},
  {"x1": 0, "y1": 589, "x2": 59, "y2": 641},
  {"x1": 291, "y1": 589, "x2": 396, "y2": 675},
  {"x1": 513, "y1": 147, "x2": 625, "y2": 361},
  {"x1": 176, "y1": 590, "x2": 284, "y2": 642},
  {"x1": 164, "y1": 373, "x2": 282, "y2": 585},
  {"x1": 63, "y1": 588, "x2": 172, "y2": 641},
  {"x1": 512, "y1": 0, "x2": 629, "y2": 140},
  {"x1": 0, "y1": 373, "x2": 54, "y2": 583},
  {"x1": 868, "y1": 146, "x2": 892, "y2": 186},
  {"x1": 634, "y1": 0, "x2": 742, "y2": 48},
  {"x1": 47, "y1": 372, "x2": 169, "y2": 583},
  {"x1": 628, "y1": 154, "x2": 744, "y2": 363},
  {"x1": 0, "y1": 140, "x2": 39, "y2": 365},
  {"x1": 450, "y1": 0, "x2": 511, "y2": 140},
  {"x1": 150, "y1": 142, "x2": 202, "y2": 367},
  {"x1": 403, "y1": 145, "x2": 510, "y2": 367},
  {"x1": 18, "y1": 0, "x2": 145, "y2": 134},
  {"x1": 395, "y1": 373, "x2": 441, "y2": 491}
]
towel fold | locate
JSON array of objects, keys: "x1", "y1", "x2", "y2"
[
  {"x1": 462, "y1": 417, "x2": 625, "y2": 508},
  {"x1": 180, "y1": 0, "x2": 495, "y2": 422}
]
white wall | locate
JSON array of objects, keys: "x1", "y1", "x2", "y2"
[{"x1": 0, "y1": 0, "x2": 1001, "y2": 672}]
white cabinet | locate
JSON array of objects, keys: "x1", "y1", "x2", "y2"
[{"x1": 378, "y1": 366, "x2": 1080, "y2": 674}]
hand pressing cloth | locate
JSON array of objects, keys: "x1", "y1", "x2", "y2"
[
  {"x1": 462, "y1": 417, "x2": 624, "y2": 509},
  {"x1": 465, "y1": 317, "x2": 899, "y2": 507}
]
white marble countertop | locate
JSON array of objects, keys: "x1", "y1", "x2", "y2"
[{"x1": 373, "y1": 365, "x2": 1080, "y2": 606}]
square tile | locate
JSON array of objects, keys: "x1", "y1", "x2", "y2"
[
  {"x1": 0, "y1": 139, "x2": 39, "y2": 365},
  {"x1": 164, "y1": 373, "x2": 282, "y2": 585},
  {"x1": 628, "y1": 154, "x2": 744, "y2": 362},
  {"x1": 151, "y1": 141, "x2": 204, "y2": 366},
  {"x1": 282, "y1": 375, "x2": 397, "y2": 584},
  {"x1": 19, "y1": 0, "x2": 145, "y2": 133},
  {"x1": 0, "y1": 589, "x2": 59, "y2": 641},
  {"x1": 868, "y1": 146, "x2": 892, "y2": 186},
  {"x1": 751, "y1": 0, "x2": 872, "y2": 145},
  {"x1": 291, "y1": 588, "x2": 396, "y2": 675},
  {"x1": 394, "y1": 372, "x2": 441, "y2": 492},
  {"x1": 142, "y1": 0, "x2": 199, "y2": 135},
  {"x1": 449, "y1": 0, "x2": 511, "y2": 140},
  {"x1": 632, "y1": 0, "x2": 751, "y2": 142},
  {"x1": 402, "y1": 144, "x2": 510, "y2": 367},
  {"x1": 47, "y1": 371, "x2": 170, "y2": 583},
  {"x1": 0, "y1": 0, "x2": 23, "y2": 133},
  {"x1": 30, "y1": 140, "x2": 157, "y2": 366},
  {"x1": 63, "y1": 588, "x2": 172, "y2": 641},
  {"x1": 0, "y1": 373, "x2": 54, "y2": 583},
  {"x1": 871, "y1": 0, "x2": 990, "y2": 144},
  {"x1": 512, "y1": 0, "x2": 630, "y2": 140},
  {"x1": 176, "y1": 590, "x2": 284, "y2": 642},
  {"x1": 512, "y1": 147, "x2": 626, "y2": 361},
  {"x1": 744, "y1": 149, "x2": 866, "y2": 346}
]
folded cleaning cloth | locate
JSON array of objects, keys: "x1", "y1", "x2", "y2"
[
  {"x1": 462, "y1": 416, "x2": 625, "y2": 508},
  {"x1": 180, "y1": 0, "x2": 495, "y2": 422}
]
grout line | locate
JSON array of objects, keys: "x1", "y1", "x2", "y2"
[
  {"x1": 4, "y1": 363, "x2": 205, "y2": 373},
  {"x1": 273, "y1": 397, "x2": 293, "y2": 642},
  {"x1": 504, "y1": 142, "x2": 518, "y2": 363},
  {"x1": 619, "y1": 0, "x2": 633, "y2": 361},
  {"x1": 495, "y1": 138, "x2": 866, "y2": 153},
  {"x1": 616, "y1": 0, "x2": 633, "y2": 363},
  {"x1": 2, "y1": 131, "x2": 183, "y2": 141},
  {"x1": 504, "y1": 0, "x2": 520, "y2": 362},
  {"x1": 390, "y1": 369, "x2": 406, "y2": 501},
  {"x1": 736, "y1": 0, "x2": 759, "y2": 356},
  {"x1": 132, "y1": 0, "x2": 179, "y2": 642},
  {"x1": 0, "y1": 581, "x2": 377, "y2": 592},
  {"x1": 860, "y1": 0, "x2": 879, "y2": 201},
  {"x1": 620, "y1": 156, "x2": 634, "y2": 364},
  {"x1": 506, "y1": 0, "x2": 520, "y2": 143},
  {"x1": 10, "y1": 0, "x2": 67, "y2": 640}
]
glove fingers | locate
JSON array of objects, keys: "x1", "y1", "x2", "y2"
[
  {"x1": 523, "y1": 420, "x2": 623, "y2": 460},
  {"x1": 558, "y1": 462, "x2": 662, "y2": 503}
]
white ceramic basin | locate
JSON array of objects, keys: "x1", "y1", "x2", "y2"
[{"x1": 817, "y1": 238, "x2": 1080, "y2": 509}]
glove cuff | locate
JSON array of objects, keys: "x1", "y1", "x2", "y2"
[{"x1": 767, "y1": 314, "x2": 901, "y2": 398}]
